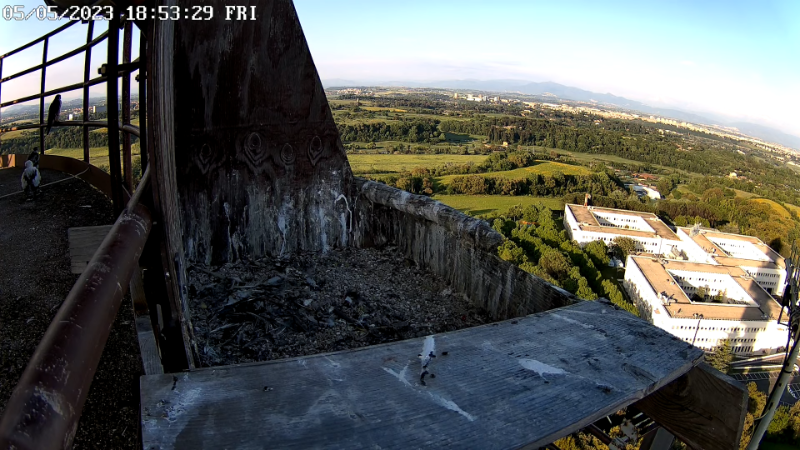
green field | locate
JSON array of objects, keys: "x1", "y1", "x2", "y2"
[
  {"x1": 752, "y1": 198, "x2": 793, "y2": 219},
  {"x1": 348, "y1": 153, "x2": 486, "y2": 175},
  {"x1": 47, "y1": 145, "x2": 139, "y2": 168},
  {"x1": 437, "y1": 161, "x2": 592, "y2": 185},
  {"x1": 0, "y1": 120, "x2": 37, "y2": 140},
  {"x1": 432, "y1": 195, "x2": 564, "y2": 217},
  {"x1": 784, "y1": 203, "x2": 800, "y2": 216},
  {"x1": 539, "y1": 146, "x2": 699, "y2": 177}
]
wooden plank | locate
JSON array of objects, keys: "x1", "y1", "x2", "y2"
[
  {"x1": 634, "y1": 362, "x2": 748, "y2": 450},
  {"x1": 136, "y1": 315, "x2": 163, "y2": 375},
  {"x1": 68, "y1": 225, "x2": 113, "y2": 274},
  {"x1": 149, "y1": 0, "x2": 195, "y2": 369},
  {"x1": 140, "y1": 301, "x2": 706, "y2": 450},
  {"x1": 129, "y1": 268, "x2": 148, "y2": 315}
]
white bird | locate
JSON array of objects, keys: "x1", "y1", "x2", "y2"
[
  {"x1": 21, "y1": 160, "x2": 41, "y2": 199},
  {"x1": 45, "y1": 94, "x2": 61, "y2": 135}
]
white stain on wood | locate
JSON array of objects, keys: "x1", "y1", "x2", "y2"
[
  {"x1": 518, "y1": 359, "x2": 567, "y2": 377},
  {"x1": 551, "y1": 313, "x2": 594, "y2": 329},
  {"x1": 428, "y1": 392, "x2": 476, "y2": 422},
  {"x1": 382, "y1": 365, "x2": 411, "y2": 388}
]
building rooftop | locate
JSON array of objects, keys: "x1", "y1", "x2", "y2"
[
  {"x1": 678, "y1": 227, "x2": 786, "y2": 270},
  {"x1": 566, "y1": 204, "x2": 680, "y2": 241},
  {"x1": 630, "y1": 256, "x2": 783, "y2": 321}
]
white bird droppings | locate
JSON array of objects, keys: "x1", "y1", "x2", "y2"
[
  {"x1": 519, "y1": 359, "x2": 567, "y2": 376},
  {"x1": 428, "y1": 392, "x2": 476, "y2": 422}
]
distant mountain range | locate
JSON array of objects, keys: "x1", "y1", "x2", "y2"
[{"x1": 323, "y1": 79, "x2": 800, "y2": 151}]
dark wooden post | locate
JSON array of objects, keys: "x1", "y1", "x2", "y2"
[
  {"x1": 146, "y1": 6, "x2": 195, "y2": 368},
  {"x1": 82, "y1": 20, "x2": 94, "y2": 163},
  {"x1": 138, "y1": 32, "x2": 148, "y2": 171},
  {"x1": 39, "y1": 37, "x2": 48, "y2": 154},
  {"x1": 122, "y1": 20, "x2": 133, "y2": 189},
  {"x1": 634, "y1": 362, "x2": 748, "y2": 450},
  {"x1": 107, "y1": 11, "x2": 123, "y2": 214},
  {"x1": 0, "y1": 56, "x2": 3, "y2": 154}
]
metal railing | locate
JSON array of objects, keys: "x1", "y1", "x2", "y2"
[
  {"x1": 0, "y1": 13, "x2": 145, "y2": 212},
  {"x1": 0, "y1": 9, "x2": 153, "y2": 450}
]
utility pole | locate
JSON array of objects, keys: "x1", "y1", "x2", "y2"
[
  {"x1": 746, "y1": 241, "x2": 800, "y2": 450},
  {"x1": 691, "y1": 314, "x2": 703, "y2": 346}
]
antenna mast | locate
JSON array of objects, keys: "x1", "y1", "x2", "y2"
[{"x1": 746, "y1": 240, "x2": 800, "y2": 449}]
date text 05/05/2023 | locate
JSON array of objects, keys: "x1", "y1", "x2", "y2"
[{"x1": 0, "y1": 5, "x2": 256, "y2": 22}]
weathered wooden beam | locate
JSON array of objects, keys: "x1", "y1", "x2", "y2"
[
  {"x1": 146, "y1": 0, "x2": 196, "y2": 369},
  {"x1": 171, "y1": 0, "x2": 352, "y2": 265},
  {"x1": 140, "y1": 301, "x2": 706, "y2": 450},
  {"x1": 634, "y1": 362, "x2": 748, "y2": 450}
]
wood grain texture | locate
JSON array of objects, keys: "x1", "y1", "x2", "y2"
[
  {"x1": 172, "y1": 0, "x2": 353, "y2": 266},
  {"x1": 67, "y1": 225, "x2": 112, "y2": 274},
  {"x1": 136, "y1": 315, "x2": 164, "y2": 376},
  {"x1": 634, "y1": 362, "x2": 748, "y2": 450},
  {"x1": 129, "y1": 268, "x2": 148, "y2": 315},
  {"x1": 149, "y1": 1, "x2": 197, "y2": 368},
  {"x1": 140, "y1": 301, "x2": 704, "y2": 450},
  {"x1": 352, "y1": 179, "x2": 576, "y2": 319}
]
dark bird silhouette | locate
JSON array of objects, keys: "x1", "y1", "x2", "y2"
[
  {"x1": 27, "y1": 147, "x2": 40, "y2": 168},
  {"x1": 45, "y1": 94, "x2": 61, "y2": 135},
  {"x1": 21, "y1": 160, "x2": 41, "y2": 199}
]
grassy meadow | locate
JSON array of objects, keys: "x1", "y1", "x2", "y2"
[
  {"x1": 348, "y1": 153, "x2": 486, "y2": 175},
  {"x1": 432, "y1": 195, "x2": 564, "y2": 217},
  {"x1": 47, "y1": 144, "x2": 140, "y2": 169},
  {"x1": 437, "y1": 161, "x2": 592, "y2": 185}
]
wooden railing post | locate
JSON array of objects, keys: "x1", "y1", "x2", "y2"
[
  {"x1": 82, "y1": 20, "x2": 94, "y2": 163},
  {"x1": 138, "y1": 32, "x2": 148, "y2": 171},
  {"x1": 0, "y1": 56, "x2": 4, "y2": 154},
  {"x1": 107, "y1": 10, "x2": 123, "y2": 214},
  {"x1": 39, "y1": 37, "x2": 48, "y2": 154},
  {"x1": 122, "y1": 19, "x2": 133, "y2": 189}
]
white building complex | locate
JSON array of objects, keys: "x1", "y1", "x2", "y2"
[
  {"x1": 564, "y1": 204, "x2": 685, "y2": 257},
  {"x1": 564, "y1": 204, "x2": 788, "y2": 296},
  {"x1": 623, "y1": 256, "x2": 789, "y2": 355},
  {"x1": 676, "y1": 227, "x2": 787, "y2": 296},
  {"x1": 563, "y1": 204, "x2": 790, "y2": 354}
]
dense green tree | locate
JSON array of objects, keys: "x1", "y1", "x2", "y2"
[
  {"x1": 706, "y1": 340, "x2": 733, "y2": 374},
  {"x1": 611, "y1": 237, "x2": 637, "y2": 261},
  {"x1": 584, "y1": 240, "x2": 610, "y2": 267}
]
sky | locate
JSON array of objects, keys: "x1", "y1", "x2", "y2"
[{"x1": 1, "y1": 0, "x2": 798, "y2": 137}]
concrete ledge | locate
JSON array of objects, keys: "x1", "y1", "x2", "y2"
[
  {"x1": 352, "y1": 178, "x2": 577, "y2": 319},
  {"x1": 355, "y1": 178, "x2": 503, "y2": 253}
]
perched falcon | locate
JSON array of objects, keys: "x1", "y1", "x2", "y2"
[
  {"x1": 45, "y1": 94, "x2": 61, "y2": 135},
  {"x1": 27, "y1": 147, "x2": 40, "y2": 168}
]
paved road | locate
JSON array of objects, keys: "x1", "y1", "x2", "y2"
[{"x1": 732, "y1": 372, "x2": 800, "y2": 405}]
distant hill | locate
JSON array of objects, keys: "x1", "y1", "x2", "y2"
[{"x1": 322, "y1": 78, "x2": 800, "y2": 151}]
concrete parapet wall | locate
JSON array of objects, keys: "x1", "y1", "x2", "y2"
[{"x1": 352, "y1": 178, "x2": 577, "y2": 319}]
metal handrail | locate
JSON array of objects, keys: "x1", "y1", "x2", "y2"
[
  {"x1": 0, "y1": 21, "x2": 76, "y2": 59},
  {"x1": 0, "y1": 15, "x2": 143, "y2": 202},
  {"x1": 1, "y1": 62, "x2": 140, "y2": 108},
  {"x1": 0, "y1": 30, "x2": 109, "y2": 83}
]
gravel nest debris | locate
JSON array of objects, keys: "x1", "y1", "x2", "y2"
[
  {"x1": 0, "y1": 167, "x2": 141, "y2": 449},
  {"x1": 189, "y1": 246, "x2": 492, "y2": 367}
]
